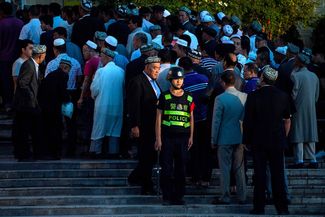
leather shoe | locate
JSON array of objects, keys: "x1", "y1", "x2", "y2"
[{"x1": 249, "y1": 209, "x2": 265, "y2": 215}]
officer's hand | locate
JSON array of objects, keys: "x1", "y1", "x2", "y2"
[
  {"x1": 131, "y1": 126, "x2": 140, "y2": 138},
  {"x1": 187, "y1": 137, "x2": 193, "y2": 150},
  {"x1": 155, "y1": 139, "x2": 162, "y2": 151}
]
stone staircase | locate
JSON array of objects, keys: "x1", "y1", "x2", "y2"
[
  {"x1": 1, "y1": 112, "x2": 325, "y2": 216},
  {"x1": 0, "y1": 159, "x2": 324, "y2": 216}
]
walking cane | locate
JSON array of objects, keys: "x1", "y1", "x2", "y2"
[{"x1": 153, "y1": 150, "x2": 162, "y2": 196}]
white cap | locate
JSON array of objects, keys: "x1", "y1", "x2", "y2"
[
  {"x1": 163, "y1": 9, "x2": 171, "y2": 18},
  {"x1": 86, "y1": 40, "x2": 97, "y2": 50},
  {"x1": 275, "y1": 46, "x2": 288, "y2": 56},
  {"x1": 105, "y1": 36, "x2": 118, "y2": 47},
  {"x1": 217, "y1": 12, "x2": 226, "y2": 21},
  {"x1": 202, "y1": 14, "x2": 214, "y2": 23},
  {"x1": 53, "y1": 38, "x2": 65, "y2": 46},
  {"x1": 200, "y1": 10, "x2": 210, "y2": 21},
  {"x1": 176, "y1": 39, "x2": 188, "y2": 47},
  {"x1": 223, "y1": 25, "x2": 233, "y2": 36}
]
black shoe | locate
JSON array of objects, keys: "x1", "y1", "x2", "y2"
[
  {"x1": 306, "y1": 162, "x2": 318, "y2": 169},
  {"x1": 249, "y1": 209, "x2": 265, "y2": 215},
  {"x1": 288, "y1": 163, "x2": 304, "y2": 169},
  {"x1": 277, "y1": 210, "x2": 290, "y2": 215}
]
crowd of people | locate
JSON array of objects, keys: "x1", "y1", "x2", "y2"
[{"x1": 0, "y1": 0, "x2": 325, "y2": 214}]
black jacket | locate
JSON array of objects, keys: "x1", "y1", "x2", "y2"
[
  {"x1": 243, "y1": 85, "x2": 291, "y2": 149},
  {"x1": 127, "y1": 73, "x2": 160, "y2": 139}
]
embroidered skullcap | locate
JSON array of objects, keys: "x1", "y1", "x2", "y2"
[
  {"x1": 298, "y1": 48, "x2": 312, "y2": 65},
  {"x1": 33, "y1": 45, "x2": 47, "y2": 54},
  {"x1": 94, "y1": 31, "x2": 107, "y2": 41},
  {"x1": 262, "y1": 65, "x2": 278, "y2": 81},
  {"x1": 251, "y1": 20, "x2": 262, "y2": 32},
  {"x1": 140, "y1": 44, "x2": 154, "y2": 53},
  {"x1": 145, "y1": 56, "x2": 161, "y2": 64},
  {"x1": 60, "y1": 58, "x2": 72, "y2": 67},
  {"x1": 149, "y1": 25, "x2": 161, "y2": 31},
  {"x1": 179, "y1": 6, "x2": 191, "y2": 15},
  {"x1": 231, "y1": 15, "x2": 241, "y2": 26},
  {"x1": 101, "y1": 48, "x2": 116, "y2": 58},
  {"x1": 287, "y1": 43, "x2": 299, "y2": 54},
  {"x1": 187, "y1": 49, "x2": 202, "y2": 60}
]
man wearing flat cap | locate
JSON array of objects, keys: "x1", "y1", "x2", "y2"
[
  {"x1": 290, "y1": 49, "x2": 319, "y2": 169},
  {"x1": 178, "y1": 6, "x2": 196, "y2": 34},
  {"x1": 127, "y1": 56, "x2": 162, "y2": 194},
  {"x1": 12, "y1": 45, "x2": 47, "y2": 161},
  {"x1": 89, "y1": 48, "x2": 125, "y2": 159},
  {"x1": 243, "y1": 65, "x2": 291, "y2": 215},
  {"x1": 38, "y1": 58, "x2": 71, "y2": 160}
]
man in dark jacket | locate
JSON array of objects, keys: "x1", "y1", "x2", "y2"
[
  {"x1": 127, "y1": 56, "x2": 161, "y2": 194},
  {"x1": 243, "y1": 65, "x2": 291, "y2": 215},
  {"x1": 12, "y1": 45, "x2": 46, "y2": 161},
  {"x1": 71, "y1": 0, "x2": 105, "y2": 48},
  {"x1": 38, "y1": 59, "x2": 71, "y2": 160}
]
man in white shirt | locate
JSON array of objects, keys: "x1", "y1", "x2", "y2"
[{"x1": 19, "y1": 5, "x2": 42, "y2": 44}]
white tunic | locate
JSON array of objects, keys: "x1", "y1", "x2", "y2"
[{"x1": 90, "y1": 61, "x2": 125, "y2": 139}]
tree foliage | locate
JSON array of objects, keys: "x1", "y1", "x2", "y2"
[{"x1": 97, "y1": 0, "x2": 320, "y2": 38}]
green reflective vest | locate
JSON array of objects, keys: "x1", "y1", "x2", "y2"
[{"x1": 161, "y1": 92, "x2": 193, "y2": 134}]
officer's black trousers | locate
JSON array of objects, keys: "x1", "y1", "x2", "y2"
[{"x1": 161, "y1": 134, "x2": 188, "y2": 201}]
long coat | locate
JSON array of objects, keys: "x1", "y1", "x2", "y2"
[
  {"x1": 13, "y1": 58, "x2": 40, "y2": 112},
  {"x1": 211, "y1": 87, "x2": 247, "y2": 145},
  {"x1": 90, "y1": 61, "x2": 125, "y2": 139},
  {"x1": 290, "y1": 67, "x2": 319, "y2": 143}
]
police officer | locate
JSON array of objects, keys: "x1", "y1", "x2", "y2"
[{"x1": 155, "y1": 66, "x2": 195, "y2": 205}]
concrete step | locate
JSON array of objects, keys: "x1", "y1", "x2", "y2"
[
  {"x1": 0, "y1": 204, "x2": 323, "y2": 216},
  {"x1": 1, "y1": 168, "x2": 325, "y2": 179},
  {"x1": 0, "y1": 177, "x2": 130, "y2": 188},
  {"x1": 0, "y1": 160, "x2": 138, "y2": 170},
  {"x1": 0, "y1": 195, "x2": 324, "y2": 206},
  {"x1": 2, "y1": 176, "x2": 325, "y2": 188},
  {"x1": 0, "y1": 169, "x2": 133, "y2": 179},
  {"x1": 10, "y1": 215, "x2": 324, "y2": 217},
  {"x1": 0, "y1": 185, "x2": 324, "y2": 197}
]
